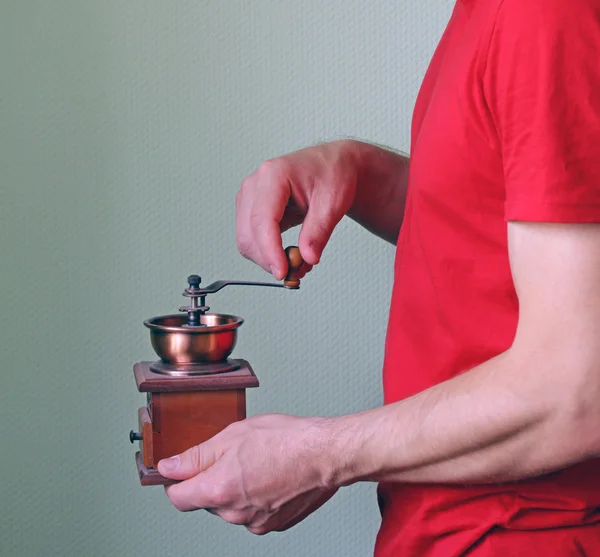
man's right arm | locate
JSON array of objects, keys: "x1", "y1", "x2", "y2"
[{"x1": 235, "y1": 139, "x2": 409, "y2": 279}]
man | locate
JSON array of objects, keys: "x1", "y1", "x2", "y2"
[{"x1": 157, "y1": 0, "x2": 600, "y2": 554}]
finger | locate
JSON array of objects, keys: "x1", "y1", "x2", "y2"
[
  {"x1": 298, "y1": 263, "x2": 313, "y2": 279},
  {"x1": 236, "y1": 177, "x2": 263, "y2": 267},
  {"x1": 164, "y1": 467, "x2": 234, "y2": 513},
  {"x1": 157, "y1": 441, "x2": 220, "y2": 480},
  {"x1": 298, "y1": 187, "x2": 349, "y2": 266},
  {"x1": 275, "y1": 489, "x2": 337, "y2": 531},
  {"x1": 247, "y1": 489, "x2": 336, "y2": 535},
  {"x1": 249, "y1": 179, "x2": 290, "y2": 280},
  {"x1": 163, "y1": 473, "x2": 214, "y2": 512},
  {"x1": 214, "y1": 509, "x2": 255, "y2": 526}
]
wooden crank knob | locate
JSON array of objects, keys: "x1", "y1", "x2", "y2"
[{"x1": 283, "y1": 246, "x2": 305, "y2": 288}]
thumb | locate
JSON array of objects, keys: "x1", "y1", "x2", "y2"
[
  {"x1": 298, "y1": 189, "x2": 348, "y2": 265},
  {"x1": 157, "y1": 442, "x2": 219, "y2": 480}
]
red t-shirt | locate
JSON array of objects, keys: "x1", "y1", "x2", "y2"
[{"x1": 376, "y1": 0, "x2": 600, "y2": 555}]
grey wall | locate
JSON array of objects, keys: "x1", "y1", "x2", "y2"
[{"x1": 0, "y1": 1, "x2": 453, "y2": 556}]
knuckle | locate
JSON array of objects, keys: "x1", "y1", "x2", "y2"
[
  {"x1": 258, "y1": 157, "x2": 290, "y2": 181},
  {"x1": 236, "y1": 235, "x2": 252, "y2": 259},
  {"x1": 172, "y1": 500, "x2": 188, "y2": 513},
  {"x1": 247, "y1": 525, "x2": 269, "y2": 536},
  {"x1": 258, "y1": 158, "x2": 279, "y2": 175},
  {"x1": 165, "y1": 488, "x2": 189, "y2": 512},
  {"x1": 189, "y1": 445, "x2": 205, "y2": 471},
  {"x1": 236, "y1": 183, "x2": 250, "y2": 211},
  {"x1": 239, "y1": 177, "x2": 252, "y2": 197},
  {"x1": 220, "y1": 510, "x2": 250, "y2": 526},
  {"x1": 208, "y1": 482, "x2": 232, "y2": 507},
  {"x1": 225, "y1": 418, "x2": 249, "y2": 435}
]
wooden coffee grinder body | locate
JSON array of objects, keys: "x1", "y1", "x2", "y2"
[{"x1": 131, "y1": 360, "x2": 258, "y2": 486}]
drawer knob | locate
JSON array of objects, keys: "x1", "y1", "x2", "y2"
[{"x1": 129, "y1": 430, "x2": 143, "y2": 443}]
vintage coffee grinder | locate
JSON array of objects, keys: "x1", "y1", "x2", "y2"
[{"x1": 129, "y1": 246, "x2": 305, "y2": 486}]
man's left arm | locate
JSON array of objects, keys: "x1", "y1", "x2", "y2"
[
  {"x1": 157, "y1": 221, "x2": 600, "y2": 535},
  {"x1": 327, "y1": 221, "x2": 600, "y2": 487}
]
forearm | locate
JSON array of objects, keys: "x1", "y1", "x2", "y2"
[
  {"x1": 341, "y1": 139, "x2": 409, "y2": 245},
  {"x1": 320, "y1": 347, "x2": 600, "y2": 488}
]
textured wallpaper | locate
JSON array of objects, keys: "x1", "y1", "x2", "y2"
[{"x1": 0, "y1": 1, "x2": 453, "y2": 556}]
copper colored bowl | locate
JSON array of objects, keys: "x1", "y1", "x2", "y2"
[{"x1": 144, "y1": 313, "x2": 244, "y2": 364}]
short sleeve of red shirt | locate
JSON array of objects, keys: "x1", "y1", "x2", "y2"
[{"x1": 484, "y1": 0, "x2": 600, "y2": 222}]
